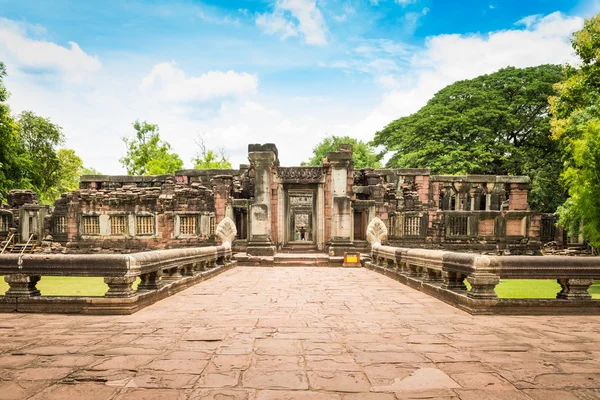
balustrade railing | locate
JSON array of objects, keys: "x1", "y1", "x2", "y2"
[
  {"x1": 366, "y1": 244, "x2": 600, "y2": 314},
  {"x1": 0, "y1": 244, "x2": 234, "y2": 314}
]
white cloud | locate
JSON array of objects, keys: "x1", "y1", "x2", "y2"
[
  {"x1": 256, "y1": 0, "x2": 328, "y2": 45},
  {"x1": 0, "y1": 18, "x2": 100, "y2": 82},
  {"x1": 395, "y1": 0, "x2": 417, "y2": 5},
  {"x1": 1, "y1": 11, "x2": 589, "y2": 174},
  {"x1": 139, "y1": 62, "x2": 259, "y2": 102},
  {"x1": 334, "y1": 12, "x2": 584, "y2": 142},
  {"x1": 403, "y1": 7, "x2": 429, "y2": 34}
]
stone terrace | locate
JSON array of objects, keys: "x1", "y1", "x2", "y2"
[{"x1": 1, "y1": 267, "x2": 600, "y2": 399}]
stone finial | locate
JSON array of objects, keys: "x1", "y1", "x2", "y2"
[
  {"x1": 215, "y1": 217, "x2": 237, "y2": 249},
  {"x1": 366, "y1": 217, "x2": 388, "y2": 249}
]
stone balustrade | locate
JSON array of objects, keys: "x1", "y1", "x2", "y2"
[
  {"x1": 0, "y1": 245, "x2": 234, "y2": 314},
  {"x1": 366, "y1": 245, "x2": 600, "y2": 314}
]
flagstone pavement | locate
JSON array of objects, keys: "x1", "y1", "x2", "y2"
[{"x1": 1, "y1": 267, "x2": 600, "y2": 399}]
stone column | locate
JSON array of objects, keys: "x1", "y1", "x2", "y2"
[
  {"x1": 211, "y1": 175, "x2": 234, "y2": 224},
  {"x1": 327, "y1": 146, "x2": 355, "y2": 256},
  {"x1": 247, "y1": 144, "x2": 278, "y2": 256}
]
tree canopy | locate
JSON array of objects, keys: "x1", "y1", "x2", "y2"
[
  {"x1": 372, "y1": 65, "x2": 565, "y2": 212},
  {"x1": 120, "y1": 121, "x2": 183, "y2": 175},
  {"x1": 192, "y1": 137, "x2": 232, "y2": 169},
  {"x1": 0, "y1": 62, "x2": 95, "y2": 203},
  {"x1": 550, "y1": 13, "x2": 600, "y2": 250},
  {"x1": 306, "y1": 135, "x2": 382, "y2": 169}
]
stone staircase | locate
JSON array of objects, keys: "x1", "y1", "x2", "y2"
[
  {"x1": 280, "y1": 242, "x2": 320, "y2": 253},
  {"x1": 273, "y1": 252, "x2": 330, "y2": 267}
]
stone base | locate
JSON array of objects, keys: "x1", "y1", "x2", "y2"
[
  {"x1": 247, "y1": 238, "x2": 276, "y2": 256},
  {"x1": 327, "y1": 239, "x2": 356, "y2": 257}
]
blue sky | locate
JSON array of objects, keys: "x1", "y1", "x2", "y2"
[{"x1": 0, "y1": 0, "x2": 597, "y2": 172}]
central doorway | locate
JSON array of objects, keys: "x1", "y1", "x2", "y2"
[{"x1": 287, "y1": 189, "x2": 315, "y2": 244}]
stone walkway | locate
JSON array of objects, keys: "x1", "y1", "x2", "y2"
[{"x1": 1, "y1": 267, "x2": 600, "y2": 399}]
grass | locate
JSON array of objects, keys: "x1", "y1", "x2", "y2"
[
  {"x1": 0, "y1": 276, "x2": 140, "y2": 297},
  {"x1": 0, "y1": 276, "x2": 598, "y2": 299}
]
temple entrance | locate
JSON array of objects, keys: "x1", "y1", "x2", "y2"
[{"x1": 286, "y1": 189, "x2": 316, "y2": 244}]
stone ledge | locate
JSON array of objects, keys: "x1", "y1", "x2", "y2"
[
  {"x1": 0, "y1": 262, "x2": 235, "y2": 315},
  {"x1": 364, "y1": 262, "x2": 600, "y2": 315}
]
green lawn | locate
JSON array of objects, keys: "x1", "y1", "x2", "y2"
[
  {"x1": 0, "y1": 276, "x2": 140, "y2": 297},
  {"x1": 0, "y1": 276, "x2": 598, "y2": 299}
]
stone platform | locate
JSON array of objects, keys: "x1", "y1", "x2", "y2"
[{"x1": 1, "y1": 267, "x2": 600, "y2": 399}]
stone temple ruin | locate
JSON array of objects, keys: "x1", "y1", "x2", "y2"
[
  {"x1": 0, "y1": 143, "x2": 559, "y2": 261},
  {"x1": 2, "y1": 142, "x2": 598, "y2": 316}
]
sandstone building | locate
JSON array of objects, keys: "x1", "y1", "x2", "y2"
[{"x1": 0, "y1": 143, "x2": 559, "y2": 260}]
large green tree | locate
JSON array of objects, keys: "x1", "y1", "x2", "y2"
[
  {"x1": 0, "y1": 62, "x2": 28, "y2": 198},
  {"x1": 120, "y1": 121, "x2": 183, "y2": 175},
  {"x1": 372, "y1": 65, "x2": 565, "y2": 212},
  {"x1": 307, "y1": 135, "x2": 382, "y2": 169},
  {"x1": 0, "y1": 62, "x2": 87, "y2": 203},
  {"x1": 17, "y1": 111, "x2": 65, "y2": 203},
  {"x1": 550, "y1": 13, "x2": 600, "y2": 250}
]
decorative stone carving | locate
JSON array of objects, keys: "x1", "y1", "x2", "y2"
[
  {"x1": 366, "y1": 217, "x2": 388, "y2": 249},
  {"x1": 215, "y1": 217, "x2": 237, "y2": 248},
  {"x1": 289, "y1": 194, "x2": 313, "y2": 207},
  {"x1": 277, "y1": 167, "x2": 322, "y2": 182}
]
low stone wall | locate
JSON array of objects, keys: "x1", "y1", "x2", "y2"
[
  {"x1": 0, "y1": 246, "x2": 234, "y2": 315},
  {"x1": 365, "y1": 245, "x2": 600, "y2": 315}
]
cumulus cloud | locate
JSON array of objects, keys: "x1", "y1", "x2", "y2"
[
  {"x1": 0, "y1": 18, "x2": 101, "y2": 82},
  {"x1": 256, "y1": 0, "x2": 328, "y2": 45},
  {"x1": 139, "y1": 62, "x2": 259, "y2": 102},
  {"x1": 333, "y1": 12, "x2": 584, "y2": 142}
]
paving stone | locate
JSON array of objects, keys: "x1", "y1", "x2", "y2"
[
  {"x1": 127, "y1": 373, "x2": 198, "y2": 389},
  {"x1": 197, "y1": 371, "x2": 241, "y2": 388},
  {"x1": 255, "y1": 390, "x2": 340, "y2": 400},
  {"x1": 116, "y1": 388, "x2": 187, "y2": 399},
  {"x1": 307, "y1": 370, "x2": 371, "y2": 392},
  {"x1": 190, "y1": 388, "x2": 256, "y2": 399},
  {"x1": 243, "y1": 369, "x2": 309, "y2": 390},
  {"x1": 2, "y1": 267, "x2": 600, "y2": 398},
  {"x1": 30, "y1": 382, "x2": 119, "y2": 400},
  {"x1": 0, "y1": 380, "x2": 50, "y2": 400}
]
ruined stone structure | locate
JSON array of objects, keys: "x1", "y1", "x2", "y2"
[{"x1": 0, "y1": 143, "x2": 559, "y2": 261}]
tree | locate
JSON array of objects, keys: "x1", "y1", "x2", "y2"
[
  {"x1": 120, "y1": 120, "x2": 183, "y2": 175},
  {"x1": 41, "y1": 148, "x2": 84, "y2": 202},
  {"x1": 550, "y1": 13, "x2": 600, "y2": 250},
  {"x1": 81, "y1": 166, "x2": 102, "y2": 175},
  {"x1": 17, "y1": 111, "x2": 65, "y2": 203},
  {"x1": 307, "y1": 135, "x2": 382, "y2": 169},
  {"x1": 372, "y1": 65, "x2": 565, "y2": 212},
  {"x1": 192, "y1": 137, "x2": 232, "y2": 169},
  {"x1": 0, "y1": 62, "x2": 29, "y2": 199}
]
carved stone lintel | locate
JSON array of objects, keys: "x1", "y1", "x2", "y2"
[
  {"x1": 557, "y1": 278, "x2": 593, "y2": 300},
  {"x1": 4, "y1": 274, "x2": 41, "y2": 297},
  {"x1": 441, "y1": 271, "x2": 467, "y2": 291},
  {"x1": 467, "y1": 274, "x2": 500, "y2": 299},
  {"x1": 277, "y1": 167, "x2": 322, "y2": 182},
  {"x1": 138, "y1": 270, "x2": 163, "y2": 291},
  {"x1": 104, "y1": 276, "x2": 136, "y2": 298}
]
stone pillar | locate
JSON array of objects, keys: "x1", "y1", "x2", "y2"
[
  {"x1": 247, "y1": 144, "x2": 278, "y2": 256},
  {"x1": 211, "y1": 175, "x2": 234, "y2": 224},
  {"x1": 326, "y1": 146, "x2": 355, "y2": 256}
]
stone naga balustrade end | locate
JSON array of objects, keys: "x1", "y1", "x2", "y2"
[
  {"x1": 215, "y1": 217, "x2": 237, "y2": 250},
  {"x1": 366, "y1": 217, "x2": 388, "y2": 249}
]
